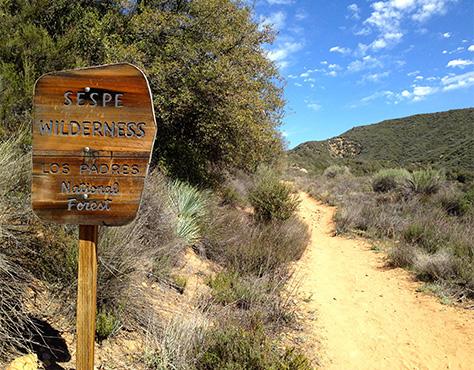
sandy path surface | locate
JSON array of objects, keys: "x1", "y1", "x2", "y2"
[{"x1": 294, "y1": 192, "x2": 474, "y2": 370}]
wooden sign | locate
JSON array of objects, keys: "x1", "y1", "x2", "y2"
[{"x1": 32, "y1": 63, "x2": 156, "y2": 226}]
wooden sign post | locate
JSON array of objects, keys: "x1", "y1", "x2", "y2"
[{"x1": 32, "y1": 63, "x2": 157, "y2": 369}]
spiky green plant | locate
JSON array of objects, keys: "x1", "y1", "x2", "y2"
[
  {"x1": 406, "y1": 169, "x2": 445, "y2": 195},
  {"x1": 167, "y1": 180, "x2": 208, "y2": 245}
]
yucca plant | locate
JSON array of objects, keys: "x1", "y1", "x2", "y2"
[
  {"x1": 167, "y1": 180, "x2": 208, "y2": 245},
  {"x1": 406, "y1": 169, "x2": 445, "y2": 195}
]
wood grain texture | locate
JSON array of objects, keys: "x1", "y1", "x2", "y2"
[
  {"x1": 32, "y1": 63, "x2": 156, "y2": 225},
  {"x1": 76, "y1": 225, "x2": 98, "y2": 370}
]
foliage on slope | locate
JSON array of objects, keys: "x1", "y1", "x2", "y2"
[
  {"x1": 290, "y1": 108, "x2": 474, "y2": 179},
  {"x1": 0, "y1": 0, "x2": 284, "y2": 185}
]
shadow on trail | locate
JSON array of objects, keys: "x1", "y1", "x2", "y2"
[{"x1": 22, "y1": 317, "x2": 71, "y2": 370}]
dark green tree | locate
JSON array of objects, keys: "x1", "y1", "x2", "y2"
[{"x1": 0, "y1": 0, "x2": 284, "y2": 184}]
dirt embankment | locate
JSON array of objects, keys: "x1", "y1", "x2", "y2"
[{"x1": 291, "y1": 192, "x2": 474, "y2": 370}]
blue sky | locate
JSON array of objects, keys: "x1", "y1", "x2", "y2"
[{"x1": 253, "y1": 0, "x2": 474, "y2": 148}]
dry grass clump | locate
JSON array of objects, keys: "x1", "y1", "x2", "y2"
[
  {"x1": 204, "y1": 207, "x2": 308, "y2": 277},
  {"x1": 298, "y1": 165, "x2": 474, "y2": 300},
  {"x1": 195, "y1": 324, "x2": 312, "y2": 370},
  {"x1": 0, "y1": 254, "x2": 35, "y2": 362},
  {"x1": 323, "y1": 165, "x2": 350, "y2": 179},
  {"x1": 144, "y1": 311, "x2": 209, "y2": 370}
]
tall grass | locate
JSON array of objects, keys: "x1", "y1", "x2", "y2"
[
  {"x1": 0, "y1": 254, "x2": 35, "y2": 361},
  {"x1": 406, "y1": 169, "x2": 445, "y2": 195},
  {"x1": 168, "y1": 180, "x2": 209, "y2": 245}
]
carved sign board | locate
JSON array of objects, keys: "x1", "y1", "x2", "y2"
[{"x1": 32, "y1": 63, "x2": 157, "y2": 226}]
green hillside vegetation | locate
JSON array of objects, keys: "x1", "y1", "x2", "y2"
[{"x1": 290, "y1": 108, "x2": 474, "y2": 179}]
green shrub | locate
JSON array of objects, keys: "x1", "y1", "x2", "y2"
[
  {"x1": 220, "y1": 185, "x2": 243, "y2": 207},
  {"x1": 206, "y1": 214, "x2": 309, "y2": 276},
  {"x1": 463, "y1": 184, "x2": 474, "y2": 209},
  {"x1": 208, "y1": 270, "x2": 272, "y2": 310},
  {"x1": 388, "y1": 244, "x2": 417, "y2": 268},
  {"x1": 96, "y1": 308, "x2": 121, "y2": 341},
  {"x1": 406, "y1": 169, "x2": 445, "y2": 195},
  {"x1": 168, "y1": 180, "x2": 208, "y2": 244},
  {"x1": 372, "y1": 168, "x2": 410, "y2": 193},
  {"x1": 249, "y1": 167, "x2": 300, "y2": 222},
  {"x1": 402, "y1": 223, "x2": 440, "y2": 254},
  {"x1": 323, "y1": 165, "x2": 350, "y2": 179},
  {"x1": 196, "y1": 324, "x2": 312, "y2": 370},
  {"x1": 440, "y1": 193, "x2": 471, "y2": 216}
]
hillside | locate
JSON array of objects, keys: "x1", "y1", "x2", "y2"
[{"x1": 289, "y1": 108, "x2": 474, "y2": 177}]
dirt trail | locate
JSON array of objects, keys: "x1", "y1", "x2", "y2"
[{"x1": 293, "y1": 192, "x2": 474, "y2": 370}]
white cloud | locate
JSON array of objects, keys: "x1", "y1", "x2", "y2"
[
  {"x1": 442, "y1": 50, "x2": 448, "y2": 54},
  {"x1": 320, "y1": 60, "x2": 328, "y2": 65},
  {"x1": 267, "y1": 41, "x2": 303, "y2": 68},
  {"x1": 371, "y1": 38, "x2": 388, "y2": 49},
  {"x1": 446, "y1": 46, "x2": 465, "y2": 54},
  {"x1": 328, "y1": 64, "x2": 340, "y2": 70},
  {"x1": 415, "y1": 75, "x2": 424, "y2": 80},
  {"x1": 330, "y1": 46, "x2": 351, "y2": 54},
  {"x1": 362, "y1": 0, "x2": 453, "y2": 51},
  {"x1": 447, "y1": 59, "x2": 474, "y2": 68},
  {"x1": 355, "y1": 27, "x2": 372, "y2": 36},
  {"x1": 392, "y1": 0, "x2": 416, "y2": 10},
  {"x1": 259, "y1": 12, "x2": 286, "y2": 31},
  {"x1": 300, "y1": 72, "x2": 310, "y2": 78},
  {"x1": 407, "y1": 70, "x2": 420, "y2": 76},
  {"x1": 266, "y1": 0, "x2": 293, "y2": 4},
  {"x1": 397, "y1": 85, "x2": 438, "y2": 102},
  {"x1": 307, "y1": 103, "x2": 322, "y2": 111},
  {"x1": 442, "y1": 32, "x2": 451, "y2": 38},
  {"x1": 295, "y1": 9, "x2": 308, "y2": 20},
  {"x1": 348, "y1": 3, "x2": 361, "y2": 19},
  {"x1": 468, "y1": 45, "x2": 474, "y2": 52},
  {"x1": 328, "y1": 71, "x2": 338, "y2": 77},
  {"x1": 441, "y1": 71, "x2": 474, "y2": 91},
  {"x1": 363, "y1": 71, "x2": 390, "y2": 82},
  {"x1": 347, "y1": 55, "x2": 382, "y2": 72},
  {"x1": 360, "y1": 90, "x2": 396, "y2": 104},
  {"x1": 413, "y1": 85, "x2": 438, "y2": 96},
  {"x1": 294, "y1": 82, "x2": 303, "y2": 87},
  {"x1": 412, "y1": 0, "x2": 451, "y2": 22},
  {"x1": 360, "y1": 69, "x2": 474, "y2": 106}
]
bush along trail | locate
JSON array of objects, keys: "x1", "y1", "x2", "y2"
[{"x1": 290, "y1": 192, "x2": 474, "y2": 370}]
